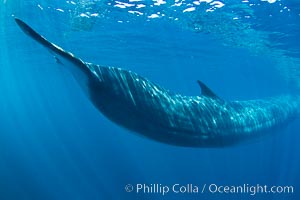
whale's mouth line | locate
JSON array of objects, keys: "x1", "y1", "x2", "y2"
[{"x1": 14, "y1": 17, "x2": 300, "y2": 148}]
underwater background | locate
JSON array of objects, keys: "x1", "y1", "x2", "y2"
[{"x1": 0, "y1": 0, "x2": 300, "y2": 199}]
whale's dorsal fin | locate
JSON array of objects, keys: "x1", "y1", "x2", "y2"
[{"x1": 197, "y1": 80, "x2": 219, "y2": 99}]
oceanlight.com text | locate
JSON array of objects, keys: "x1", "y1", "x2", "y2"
[
  {"x1": 124, "y1": 183, "x2": 294, "y2": 196},
  {"x1": 207, "y1": 183, "x2": 293, "y2": 195}
]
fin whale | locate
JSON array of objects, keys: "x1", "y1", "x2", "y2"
[{"x1": 15, "y1": 18, "x2": 300, "y2": 147}]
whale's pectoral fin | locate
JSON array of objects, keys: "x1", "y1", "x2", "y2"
[{"x1": 197, "y1": 80, "x2": 220, "y2": 99}]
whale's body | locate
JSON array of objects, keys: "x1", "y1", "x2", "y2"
[{"x1": 15, "y1": 18, "x2": 300, "y2": 147}]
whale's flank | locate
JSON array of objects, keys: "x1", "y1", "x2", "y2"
[{"x1": 15, "y1": 18, "x2": 300, "y2": 147}]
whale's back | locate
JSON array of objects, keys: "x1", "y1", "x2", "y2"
[{"x1": 86, "y1": 64, "x2": 300, "y2": 147}]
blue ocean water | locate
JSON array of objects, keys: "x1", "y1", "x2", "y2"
[{"x1": 1, "y1": 0, "x2": 300, "y2": 199}]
